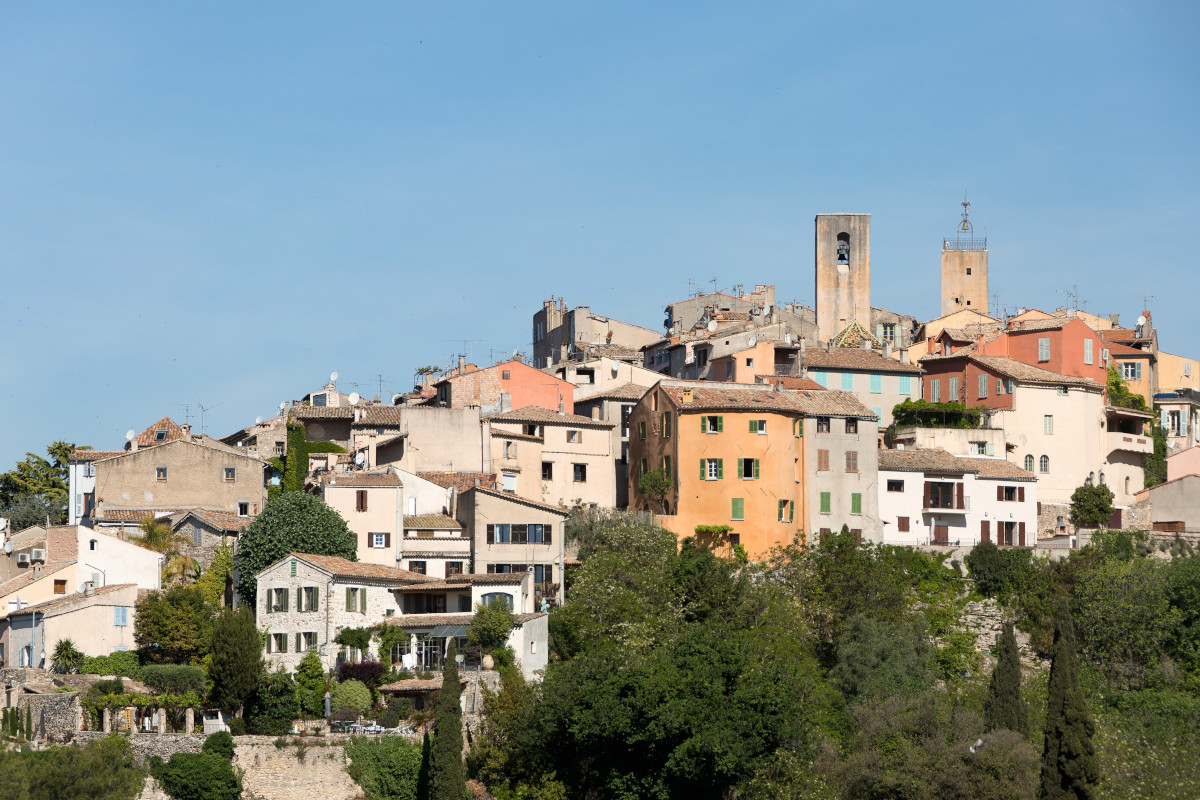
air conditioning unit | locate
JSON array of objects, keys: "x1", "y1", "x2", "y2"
[
  {"x1": 30, "y1": 548, "x2": 46, "y2": 563},
  {"x1": 17, "y1": 553, "x2": 30, "y2": 566}
]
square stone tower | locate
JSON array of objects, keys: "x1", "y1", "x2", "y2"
[
  {"x1": 815, "y1": 213, "x2": 871, "y2": 342},
  {"x1": 941, "y1": 202, "x2": 989, "y2": 316}
]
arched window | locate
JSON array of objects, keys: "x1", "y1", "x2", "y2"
[
  {"x1": 1024, "y1": 455, "x2": 1034, "y2": 471},
  {"x1": 836, "y1": 233, "x2": 850, "y2": 265},
  {"x1": 1039, "y1": 455, "x2": 1050, "y2": 473},
  {"x1": 1125, "y1": 476, "x2": 1130, "y2": 494},
  {"x1": 480, "y1": 592, "x2": 513, "y2": 611},
  {"x1": 89, "y1": 539, "x2": 97, "y2": 551},
  {"x1": 1099, "y1": 471, "x2": 1106, "y2": 486},
  {"x1": 1086, "y1": 471, "x2": 1095, "y2": 486}
]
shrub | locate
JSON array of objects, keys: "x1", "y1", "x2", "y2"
[
  {"x1": 226, "y1": 717, "x2": 246, "y2": 736},
  {"x1": 92, "y1": 679, "x2": 126, "y2": 697},
  {"x1": 202, "y1": 731, "x2": 234, "y2": 761},
  {"x1": 152, "y1": 751, "x2": 242, "y2": 800},
  {"x1": 81, "y1": 650, "x2": 142, "y2": 679},
  {"x1": 141, "y1": 664, "x2": 207, "y2": 695},
  {"x1": 345, "y1": 736, "x2": 424, "y2": 800},
  {"x1": 377, "y1": 697, "x2": 412, "y2": 729},
  {"x1": 51, "y1": 638, "x2": 84, "y2": 674},
  {"x1": 332, "y1": 679, "x2": 372, "y2": 715},
  {"x1": 468, "y1": 599, "x2": 517, "y2": 650},
  {"x1": 247, "y1": 716, "x2": 292, "y2": 736}
]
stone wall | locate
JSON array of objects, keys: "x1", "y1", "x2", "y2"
[
  {"x1": 1123, "y1": 496, "x2": 1152, "y2": 531},
  {"x1": 18, "y1": 691, "x2": 83, "y2": 743},
  {"x1": 73, "y1": 731, "x2": 207, "y2": 764},
  {"x1": 1037, "y1": 501, "x2": 1071, "y2": 537},
  {"x1": 236, "y1": 740, "x2": 360, "y2": 800}
]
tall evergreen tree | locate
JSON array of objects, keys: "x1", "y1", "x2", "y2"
[
  {"x1": 209, "y1": 607, "x2": 263, "y2": 716},
  {"x1": 429, "y1": 641, "x2": 464, "y2": 800},
  {"x1": 985, "y1": 622, "x2": 1029, "y2": 737},
  {"x1": 1039, "y1": 600, "x2": 1098, "y2": 799}
]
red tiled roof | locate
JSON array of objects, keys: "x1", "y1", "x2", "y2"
[
  {"x1": 879, "y1": 448, "x2": 1035, "y2": 481},
  {"x1": 658, "y1": 381, "x2": 875, "y2": 418},
  {"x1": 488, "y1": 406, "x2": 613, "y2": 427},
  {"x1": 417, "y1": 472, "x2": 497, "y2": 493},
  {"x1": 1005, "y1": 318, "x2": 1072, "y2": 333},
  {"x1": 324, "y1": 473, "x2": 403, "y2": 488},
  {"x1": 573, "y1": 383, "x2": 649, "y2": 403},
  {"x1": 129, "y1": 417, "x2": 186, "y2": 449},
  {"x1": 8, "y1": 584, "x2": 137, "y2": 616},
  {"x1": 465, "y1": 486, "x2": 572, "y2": 515},
  {"x1": 0, "y1": 561, "x2": 74, "y2": 600},
  {"x1": 971, "y1": 356, "x2": 1101, "y2": 388},
  {"x1": 291, "y1": 553, "x2": 433, "y2": 583},
  {"x1": 171, "y1": 509, "x2": 253, "y2": 532},
  {"x1": 380, "y1": 611, "x2": 545, "y2": 630},
  {"x1": 69, "y1": 450, "x2": 125, "y2": 462},
  {"x1": 379, "y1": 678, "x2": 462, "y2": 692},
  {"x1": 754, "y1": 376, "x2": 825, "y2": 391},
  {"x1": 393, "y1": 573, "x2": 523, "y2": 592},
  {"x1": 801, "y1": 348, "x2": 923, "y2": 373},
  {"x1": 403, "y1": 515, "x2": 461, "y2": 530}
]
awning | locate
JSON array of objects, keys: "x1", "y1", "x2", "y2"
[{"x1": 429, "y1": 625, "x2": 468, "y2": 638}]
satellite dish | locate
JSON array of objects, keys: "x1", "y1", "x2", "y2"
[
  {"x1": 392, "y1": 393, "x2": 403, "y2": 404},
  {"x1": 125, "y1": 429, "x2": 136, "y2": 441},
  {"x1": 0, "y1": 517, "x2": 7, "y2": 531},
  {"x1": 3, "y1": 540, "x2": 11, "y2": 555},
  {"x1": 1136, "y1": 315, "x2": 1147, "y2": 327},
  {"x1": 348, "y1": 392, "x2": 360, "y2": 406},
  {"x1": 255, "y1": 416, "x2": 263, "y2": 424},
  {"x1": 330, "y1": 371, "x2": 339, "y2": 382},
  {"x1": 748, "y1": 336, "x2": 757, "y2": 346},
  {"x1": 354, "y1": 452, "x2": 365, "y2": 465}
]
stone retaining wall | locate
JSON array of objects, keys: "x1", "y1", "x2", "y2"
[{"x1": 18, "y1": 692, "x2": 83, "y2": 743}]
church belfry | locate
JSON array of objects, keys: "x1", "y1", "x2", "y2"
[
  {"x1": 815, "y1": 213, "x2": 872, "y2": 342},
  {"x1": 940, "y1": 201, "x2": 989, "y2": 316}
]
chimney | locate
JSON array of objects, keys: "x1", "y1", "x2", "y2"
[
  {"x1": 860, "y1": 337, "x2": 872, "y2": 351},
  {"x1": 181, "y1": 423, "x2": 191, "y2": 437},
  {"x1": 84, "y1": 581, "x2": 95, "y2": 597},
  {"x1": 458, "y1": 355, "x2": 467, "y2": 372},
  {"x1": 681, "y1": 388, "x2": 694, "y2": 404},
  {"x1": 883, "y1": 342, "x2": 892, "y2": 359},
  {"x1": 590, "y1": 406, "x2": 599, "y2": 421},
  {"x1": 1109, "y1": 313, "x2": 1120, "y2": 326}
]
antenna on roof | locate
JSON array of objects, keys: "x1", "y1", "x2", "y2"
[{"x1": 196, "y1": 402, "x2": 223, "y2": 435}]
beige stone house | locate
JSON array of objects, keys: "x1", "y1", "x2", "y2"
[
  {"x1": 532, "y1": 297, "x2": 660, "y2": 368},
  {"x1": 87, "y1": 433, "x2": 268, "y2": 526},
  {"x1": 456, "y1": 487, "x2": 572, "y2": 605},
  {"x1": 573, "y1": 383, "x2": 649, "y2": 508},
  {"x1": 320, "y1": 473, "x2": 404, "y2": 568},
  {"x1": 398, "y1": 514, "x2": 470, "y2": 579},
  {"x1": 488, "y1": 407, "x2": 616, "y2": 509}
]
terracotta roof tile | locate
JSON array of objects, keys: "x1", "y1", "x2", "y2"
[
  {"x1": 573, "y1": 383, "x2": 649, "y2": 403},
  {"x1": 379, "y1": 678, "x2": 460, "y2": 692},
  {"x1": 291, "y1": 553, "x2": 433, "y2": 583},
  {"x1": 1005, "y1": 318, "x2": 1072, "y2": 332},
  {"x1": 69, "y1": 450, "x2": 125, "y2": 462},
  {"x1": 8, "y1": 584, "x2": 137, "y2": 616},
  {"x1": 658, "y1": 381, "x2": 876, "y2": 419},
  {"x1": 971, "y1": 356, "x2": 1101, "y2": 388},
  {"x1": 0, "y1": 561, "x2": 74, "y2": 601},
  {"x1": 465, "y1": 486, "x2": 572, "y2": 515},
  {"x1": 880, "y1": 449, "x2": 1035, "y2": 481},
  {"x1": 324, "y1": 473, "x2": 403, "y2": 488},
  {"x1": 171, "y1": 509, "x2": 253, "y2": 532},
  {"x1": 403, "y1": 515, "x2": 461, "y2": 530},
  {"x1": 393, "y1": 573, "x2": 523, "y2": 593},
  {"x1": 130, "y1": 417, "x2": 186, "y2": 449},
  {"x1": 487, "y1": 406, "x2": 614, "y2": 428},
  {"x1": 754, "y1": 376, "x2": 825, "y2": 391},
  {"x1": 292, "y1": 406, "x2": 356, "y2": 419},
  {"x1": 963, "y1": 458, "x2": 1037, "y2": 481},
  {"x1": 802, "y1": 348, "x2": 923, "y2": 373},
  {"x1": 418, "y1": 472, "x2": 497, "y2": 493}
]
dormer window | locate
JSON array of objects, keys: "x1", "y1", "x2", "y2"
[
  {"x1": 155, "y1": 429, "x2": 167, "y2": 441},
  {"x1": 836, "y1": 233, "x2": 850, "y2": 265}
]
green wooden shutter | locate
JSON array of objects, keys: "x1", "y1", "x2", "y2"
[
  {"x1": 700, "y1": 459, "x2": 707, "y2": 480},
  {"x1": 852, "y1": 493, "x2": 862, "y2": 515},
  {"x1": 296, "y1": 589, "x2": 302, "y2": 611},
  {"x1": 778, "y1": 499, "x2": 786, "y2": 521},
  {"x1": 731, "y1": 498, "x2": 743, "y2": 520},
  {"x1": 281, "y1": 589, "x2": 289, "y2": 613},
  {"x1": 295, "y1": 633, "x2": 302, "y2": 653},
  {"x1": 749, "y1": 419, "x2": 757, "y2": 433},
  {"x1": 264, "y1": 635, "x2": 272, "y2": 654},
  {"x1": 753, "y1": 459, "x2": 760, "y2": 479},
  {"x1": 820, "y1": 492, "x2": 831, "y2": 514},
  {"x1": 701, "y1": 416, "x2": 708, "y2": 433},
  {"x1": 716, "y1": 416, "x2": 724, "y2": 432},
  {"x1": 346, "y1": 587, "x2": 354, "y2": 611},
  {"x1": 312, "y1": 588, "x2": 319, "y2": 612},
  {"x1": 737, "y1": 458, "x2": 744, "y2": 478},
  {"x1": 716, "y1": 459, "x2": 724, "y2": 479},
  {"x1": 280, "y1": 634, "x2": 287, "y2": 653}
]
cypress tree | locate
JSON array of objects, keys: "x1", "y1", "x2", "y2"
[
  {"x1": 209, "y1": 606, "x2": 263, "y2": 717},
  {"x1": 417, "y1": 731, "x2": 432, "y2": 800},
  {"x1": 1039, "y1": 600, "x2": 1098, "y2": 799},
  {"x1": 429, "y1": 641, "x2": 464, "y2": 800},
  {"x1": 24, "y1": 706, "x2": 32, "y2": 740},
  {"x1": 984, "y1": 622, "x2": 1029, "y2": 737}
]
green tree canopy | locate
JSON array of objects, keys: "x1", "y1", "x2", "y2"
[
  {"x1": 0, "y1": 440, "x2": 82, "y2": 527},
  {"x1": 468, "y1": 597, "x2": 517, "y2": 651},
  {"x1": 1069, "y1": 483, "x2": 1115, "y2": 529},
  {"x1": 134, "y1": 585, "x2": 213, "y2": 665},
  {"x1": 294, "y1": 649, "x2": 328, "y2": 717},
  {"x1": 233, "y1": 491, "x2": 356, "y2": 602},
  {"x1": 636, "y1": 467, "x2": 672, "y2": 513},
  {"x1": 829, "y1": 614, "x2": 935, "y2": 701},
  {"x1": 208, "y1": 606, "x2": 262, "y2": 715},
  {"x1": 331, "y1": 679, "x2": 373, "y2": 715}
]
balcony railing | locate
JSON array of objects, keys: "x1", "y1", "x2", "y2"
[{"x1": 923, "y1": 496, "x2": 969, "y2": 513}]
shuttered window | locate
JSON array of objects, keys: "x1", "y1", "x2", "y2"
[
  {"x1": 817, "y1": 450, "x2": 830, "y2": 471},
  {"x1": 731, "y1": 498, "x2": 744, "y2": 521},
  {"x1": 851, "y1": 493, "x2": 862, "y2": 515},
  {"x1": 897, "y1": 516, "x2": 909, "y2": 533},
  {"x1": 841, "y1": 373, "x2": 854, "y2": 391},
  {"x1": 870, "y1": 374, "x2": 882, "y2": 393},
  {"x1": 1038, "y1": 338, "x2": 1051, "y2": 362},
  {"x1": 819, "y1": 492, "x2": 831, "y2": 514}
]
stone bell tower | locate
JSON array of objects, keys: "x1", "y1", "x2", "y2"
[
  {"x1": 815, "y1": 213, "x2": 872, "y2": 342},
  {"x1": 941, "y1": 200, "x2": 989, "y2": 316}
]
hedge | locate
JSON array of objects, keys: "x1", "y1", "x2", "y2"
[{"x1": 141, "y1": 665, "x2": 207, "y2": 696}]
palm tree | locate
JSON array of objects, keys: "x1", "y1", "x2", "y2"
[
  {"x1": 137, "y1": 518, "x2": 194, "y2": 585},
  {"x1": 51, "y1": 639, "x2": 83, "y2": 674}
]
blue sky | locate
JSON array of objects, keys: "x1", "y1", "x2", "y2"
[{"x1": 2, "y1": 2, "x2": 1197, "y2": 467}]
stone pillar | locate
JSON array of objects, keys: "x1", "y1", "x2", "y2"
[
  {"x1": 102, "y1": 708, "x2": 111, "y2": 733},
  {"x1": 185, "y1": 708, "x2": 194, "y2": 734},
  {"x1": 157, "y1": 708, "x2": 166, "y2": 735}
]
